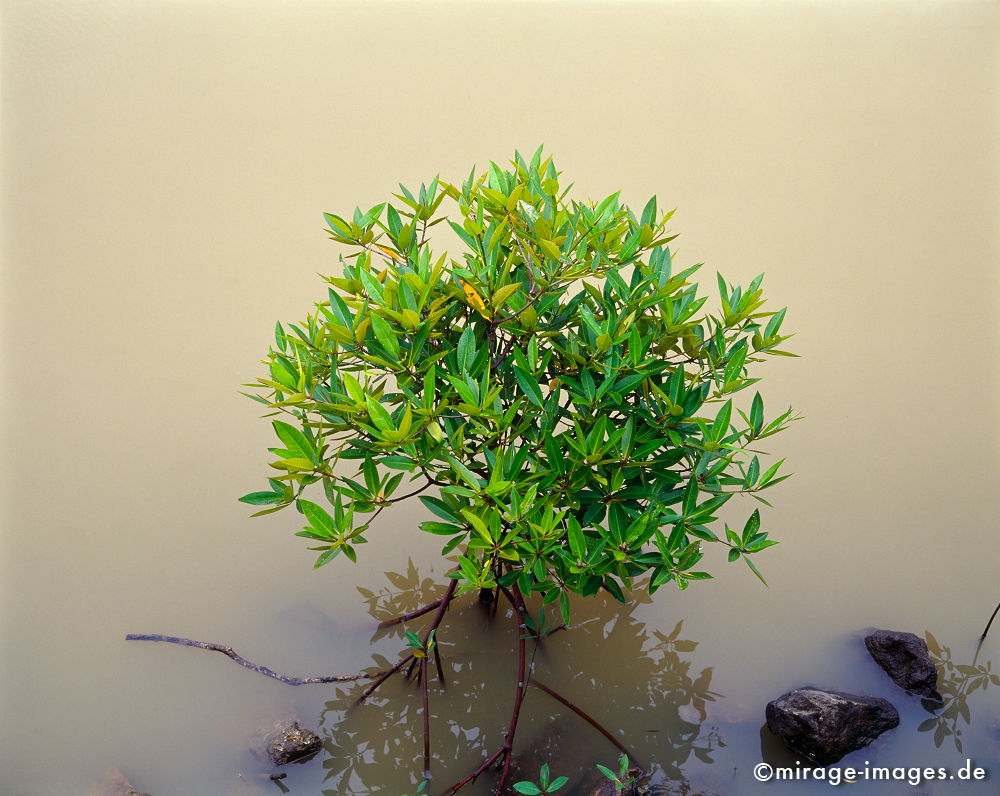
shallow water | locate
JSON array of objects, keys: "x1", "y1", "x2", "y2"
[{"x1": 2, "y1": 2, "x2": 998, "y2": 795}]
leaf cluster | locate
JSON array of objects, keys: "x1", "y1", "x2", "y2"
[{"x1": 241, "y1": 147, "x2": 799, "y2": 615}]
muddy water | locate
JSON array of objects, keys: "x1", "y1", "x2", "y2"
[{"x1": 2, "y1": 2, "x2": 998, "y2": 795}]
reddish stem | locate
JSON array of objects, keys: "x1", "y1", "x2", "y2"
[
  {"x1": 361, "y1": 578, "x2": 459, "y2": 703},
  {"x1": 377, "y1": 598, "x2": 445, "y2": 629},
  {"x1": 422, "y1": 657, "x2": 431, "y2": 777},
  {"x1": 356, "y1": 653, "x2": 415, "y2": 704},
  {"x1": 495, "y1": 583, "x2": 529, "y2": 795},
  {"x1": 434, "y1": 642, "x2": 447, "y2": 687},
  {"x1": 529, "y1": 678, "x2": 638, "y2": 764},
  {"x1": 444, "y1": 581, "x2": 530, "y2": 795}
]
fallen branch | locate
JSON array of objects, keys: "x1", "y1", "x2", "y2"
[{"x1": 124, "y1": 634, "x2": 385, "y2": 685}]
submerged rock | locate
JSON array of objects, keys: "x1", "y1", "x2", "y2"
[
  {"x1": 251, "y1": 719, "x2": 322, "y2": 766},
  {"x1": 87, "y1": 768, "x2": 151, "y2": 796},
  {"x1": 864, "y1": 629, "x2": 943, "y2": 702},
  {"x1": 765, "y1": 688, "x2": 899, "y2": 765}
]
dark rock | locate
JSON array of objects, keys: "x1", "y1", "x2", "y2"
[
  {"x1": 864, "y1": 629, "x2": 943, "y2": 701},
  {"x1": 765, "y1": 688, "x2": 899, "y2": 765},
  {"x1": 253, "y1": 719, "x2": 322, "y2": 766}
]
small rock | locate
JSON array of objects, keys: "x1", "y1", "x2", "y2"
[
  {"x1": 765, "y1": 688, "x2": 899, "y2": 765},
  {"x1": 864, "y1": 629, "x2": 943, "y2": 701},
  {"x1": 252, "y1": 719, "x2": 322, "y2": 766}
]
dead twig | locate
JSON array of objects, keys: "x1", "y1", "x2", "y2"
[{"x1": 124, "y1": 634, "x2": 387, "y2": 685}]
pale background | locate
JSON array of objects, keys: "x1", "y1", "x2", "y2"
[{"x1": 2, "y1": 2, "x2": 998, "y2": 795}]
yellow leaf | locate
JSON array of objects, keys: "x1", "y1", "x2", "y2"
[
  {"x1": 375, "y1": 245, "x2": 404, "y2": 262},
  {"x1": 460, "y1": 279, "x2": 491, "y2": 319}
]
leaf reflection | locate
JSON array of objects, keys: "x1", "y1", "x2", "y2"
[
  {"x1": 312, "y1": 567, "x2": 726, "y2": 795},
  {"x1": 918, "y1": 631, "x2": 999, "y2": 753}
]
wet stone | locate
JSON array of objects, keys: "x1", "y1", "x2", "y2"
[
  {"x1": 864, "y1": 629, "x2": 943, "y2": 702},
  {"x1": 252, "y1": 719, "x2": 322, "y2": 766},
  {"x1": 765, "y1": 688, "x2": 899, "y2": 765}
]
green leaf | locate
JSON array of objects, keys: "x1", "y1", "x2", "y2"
[
  {"x1": 741, "y1": 509, "x2": 760, "y2": 543},
  {"x1": 559, "y1": 591, "x2": 571, "y2": 626},
  {"x1": 419, "y1": 496, "x2": 461, "y2": 523},
  {"x1": 712, "y1": 400, "x2": 732, "y2": 441},
  {"x1": 596, "y1": 765, "x2": 617, "y2": 782},
  {"x1": 238, "y1": 491, "x2": 285, "y2": 506},
  {"x1": 491, "y1": 282, "x2": 522, "y2": 308},
  {"x1": 513, "y1": 784, "x2": 543, "y2": 795},
  {"x1": 313, "y1": 546, "x2": 341, "y2": 568},
  {"x1": 758, "y1": 458, "x2": 786, "y2": 486},
  {"x1": 743, "y1": 555, "x2": 769, "y2": 586},
  {"x1": 298, "y1": 499, "x2": 335, "y2": 538},
  {"x1": 273, "y1": 420, "x2": 316, "y2": 464},
  {"x1": 682, "y1": 478, "x2": 698, "y2": 516},
  {"x1": 369, "y1": 313, "x2": 399, "y2": 355},
  {"x1": 448, "y1": 456, "x2": 482, "y2": 490},
  {"x1": 514, "y1": 366, "x2": 545, "y2": 408},
  {"x1": 342, "y1": 372, "x2": 365, "y2": 403},
  {"x1": 458, "y1": 325, "x2": 476, "y2": 372},
  {"x1": 567, "y1": 517, "x2": 586, "y2": 559}
]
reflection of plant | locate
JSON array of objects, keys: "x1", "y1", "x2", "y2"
[
  {"x1": 356, "y1": 558, "x2": 443, "y2": 629},
  {"x1": 317, "y1": 569, "x2": 724, "y2": 796},
  {"x1": 514, "y1": 763, "x2": 569, "y2": 795},
  {"x1": 918, "y1": 632, "x2": 999, "y2": 753}
]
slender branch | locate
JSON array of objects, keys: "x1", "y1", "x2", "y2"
[
  {"x1": 424, "y1": 579, "x2": 459, "y2": 644},
  {"x1": 356, "y1": 653, "x2": 416, "y2": 704},
  {"x1": 124, "y1": 634, "x2": 390, "y2": 686},
  {"x1": 980, "y1": 601, "x2": 1000, "y2": 643},
  {"x1": 377, "y1": 597, "x2": 445, "y2": 629},
  {"x1": 444, "y1": 582, "x2": 530, "y2": 795},
  {"x1": 405, "y1": 654, "x2": 420, "y2": 682},
  {"x1": 975, "y1": 600, "x2": 1000, "y2": 664},
  {"x1": 529, "y1": 678, "x2": 637, "y2": 763},
  {"x1": 361, "y1": 579, "x2": 458, "y2": 701},
  {"x1": 445, "y1": 746, "x2": 506, "y2": 795},
  {"x1": 495, "y1": 583, "x2": 529, "y2": 795},
  {"x1": 421, "y1": 658, "x2": 431, "y2": 777},
  {"x1": 434, "y1": 642, "x2": 447, "y2": 687}
]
